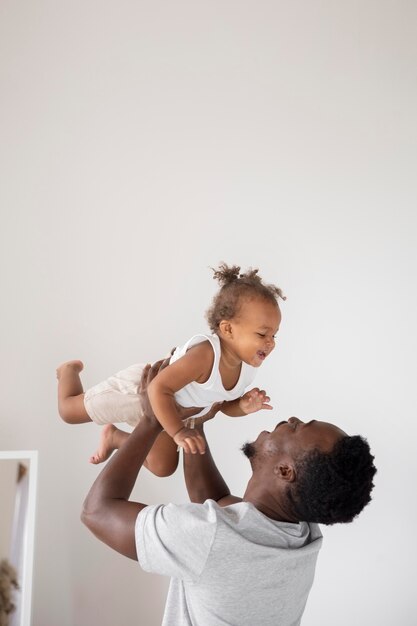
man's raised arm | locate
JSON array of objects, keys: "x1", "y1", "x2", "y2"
[
  {"x1": 81, "y1": 360, "x2": 207, "y2": 560},
  {"x1": 183, "y1": 421, "x2": 242, "y2": 507},
  {"x1": 81, "y1": 376, "x2": 163, "y2": 560},
  {"x1": 82, "y1": 361, "x2": 172, "y2": 560}
]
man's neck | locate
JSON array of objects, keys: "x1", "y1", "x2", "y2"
[{"x1": 243, "y1": 482, "x2": 299, "y2": 523}]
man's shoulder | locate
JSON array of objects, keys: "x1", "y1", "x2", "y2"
[
  {"x1": 136, "y1": 499, "x2": 248, "y2": 535},
  {"x1": 137, "y1": 501, "x2": 322, "y2": 548},
  {"x1": 136, "y1": 499, "x2": 220, "y2": 529},
  {"x1": 135, "y1": 501, "x2": 221, "y2": 579}
]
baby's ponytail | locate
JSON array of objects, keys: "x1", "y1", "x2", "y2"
[
  {"x1": 211, "y1": 263, "x2": 241, "y2": 286},
  {"x1": 206, "y1": 262, "x2": 285, "y2": 333}
]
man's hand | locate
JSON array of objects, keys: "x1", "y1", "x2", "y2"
[
  {"x1": 138, "y1": 361, "x2": 165, "y2": 428},
  {"x1": 140, "y1": 360, "x2": 222, "y2": 441},
  {"x1": 139, "y1": 360, "x2": 204, "y2": 423},
  {"x1": 192, "y1": 402, "x2": 223, "y2": 425},
  {"x1": 239, "y1": 388, "x2": 272, "y2": 414},
  {"x1": 82, "y1": 363, "x2": 171, "y2": 561}
]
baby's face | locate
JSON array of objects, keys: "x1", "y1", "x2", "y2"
[{"x1": 229, "y1": 298, "x2": 281, "y2": 367}]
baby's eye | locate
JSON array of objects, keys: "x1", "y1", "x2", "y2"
[{"x1": 257, "y1": 333, "x2": 266, "y2": 337}]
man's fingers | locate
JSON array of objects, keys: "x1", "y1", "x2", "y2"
[
  {"x1": 181, "y1": 406, "x2": 204, "y2": 419},
  {"x1": 158, "y1": 357, "x2": 171, "y2": 373},
  {"x1": 142, "y1": 357, "x2": 171, "y2": 388},
  {"x1": 148, "y1": 360, "x2": 163, "y2": 378},
  {"x1": 140, "y1": 363, "x2": 152, "y2": 389},
  {"x1": 140, "y1": 359, "x2": 169, "y2": 392},
  {"x1": 204, "y1": 401, "x2": 222, "y2": 420}
]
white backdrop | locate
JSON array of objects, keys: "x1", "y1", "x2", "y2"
[{"x1": 1, "y1": 1, "x2": 416, "y2": 625}]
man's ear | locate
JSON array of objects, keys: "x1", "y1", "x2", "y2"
[
  {"x1": 274, "y1": 463, "x2": 296, "y2": 483},
  {"x1": 218, "y1": 320, "x2": 233, "y2": 338}
]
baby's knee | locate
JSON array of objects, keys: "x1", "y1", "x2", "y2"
[
  {"x1": 58, "y1": 404, "x2": 74, "y2": 423},
  {"x1": 147, "y1": 456, "x2": 179, "y2": 478},
  {"x1": 58, "y1": 397, "x2": 89, "y2": 424},
  {"x1": 58, "y1": 402, "x2": 71, "y2": 424}
]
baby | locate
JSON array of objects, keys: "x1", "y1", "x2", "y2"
[{"x1": 57, "y1": 263, "x2": 284, "y2": 476}]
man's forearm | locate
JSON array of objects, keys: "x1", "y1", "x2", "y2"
[
  {"x1": 183, "y1": 425, "x2": 231, "y2": 503},
  {"x1": 221, "y1": 398, "x2": 246, "y2": 417},
  {"x1": 81, "y1": 417, "x2": 162, "y2": 560}
]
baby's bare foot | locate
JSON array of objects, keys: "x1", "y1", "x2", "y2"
[
  {"x1": 89, "y1": 424, "x2": 118, "y2": 464},
  {"x1": 56, "y1": 360, "x2": 84, "y2": 380}
]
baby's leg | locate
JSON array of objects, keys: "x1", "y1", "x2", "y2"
[
  {"x1": 90, "y1": 427, "x2": 178, "y2": 476},
  {"x1": 144, "y1": 432, "x2": 179, "y2": 477},
  {"x1": 57, "y1": 360, "x2": 91, "y2": 424},
  {"x1": 89, "y1": 424, "x2": 128, "y2": 464}
]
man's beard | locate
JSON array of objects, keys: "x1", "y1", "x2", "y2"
[{"x1": 241, "y1": 441, "x2": 256, "y2": 459}]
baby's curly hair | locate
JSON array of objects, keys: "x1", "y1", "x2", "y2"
[
  {"x1": 206, "y1": 263, "x2": 285, "y2": 333},
  {"x1": 287, "y1": 435, "x2": 376, "y2": 525}
]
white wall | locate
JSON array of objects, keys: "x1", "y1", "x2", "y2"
[{"x1": 1, "y1": 1, "x2": 416, "y2": 624}]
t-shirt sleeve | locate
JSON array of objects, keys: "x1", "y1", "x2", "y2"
[{"x1": 135, "y1": 501, "x2": 218, "y2": 582}]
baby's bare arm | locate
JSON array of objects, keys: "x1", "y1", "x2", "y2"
[
  {"x1": 221, "y1": 388, "x2": 272, "y2": 417},
  {"x1": 147, "y1": 342, "x2": 214, "y2": 449},
  {"x1": 173, "y1": 426, "x2": 206, "y2": 455}
]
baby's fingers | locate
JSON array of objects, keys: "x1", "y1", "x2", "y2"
[
  {"x1": 179, "y1": 439, "x2": 191, "y2": 454},
  {"x1": 184, "y1": 434, "x2": 206, "y2": 455}
]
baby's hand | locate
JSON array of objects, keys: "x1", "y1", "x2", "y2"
[
  {"x1": 173, "y1": 426, "x2": 206, "y2": 454},
  {"x1": 239, "y1": 388, "x2": 272, "y2": 414}
]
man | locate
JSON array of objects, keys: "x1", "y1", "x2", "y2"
[{"x1": 82, "y1": 362, "x2": 376, "y2": 626}]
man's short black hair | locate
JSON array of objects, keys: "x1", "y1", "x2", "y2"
[{"x1": 287, "y1": 435, "x2": 376, "y2": 525}]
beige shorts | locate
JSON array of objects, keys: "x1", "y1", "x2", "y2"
[{"x1": 84, "y1": 363, "x2": 145, "y2": 428}]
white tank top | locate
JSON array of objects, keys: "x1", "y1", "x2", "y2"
[{"x1": 170, "y1": 334, "x2": 257, "y2": 418}]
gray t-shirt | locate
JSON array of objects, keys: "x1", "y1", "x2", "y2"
[{"x1": 135, "y1": 499, "x2": 322, "y2": 626}]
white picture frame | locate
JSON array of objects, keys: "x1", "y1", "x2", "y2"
[{"x1": 0, "y1": 451, "x2": 38, "y2": 626}]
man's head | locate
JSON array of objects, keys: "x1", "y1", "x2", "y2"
[{"x1": 242, "y1": 417, "x2": 376, "y2": 525}]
